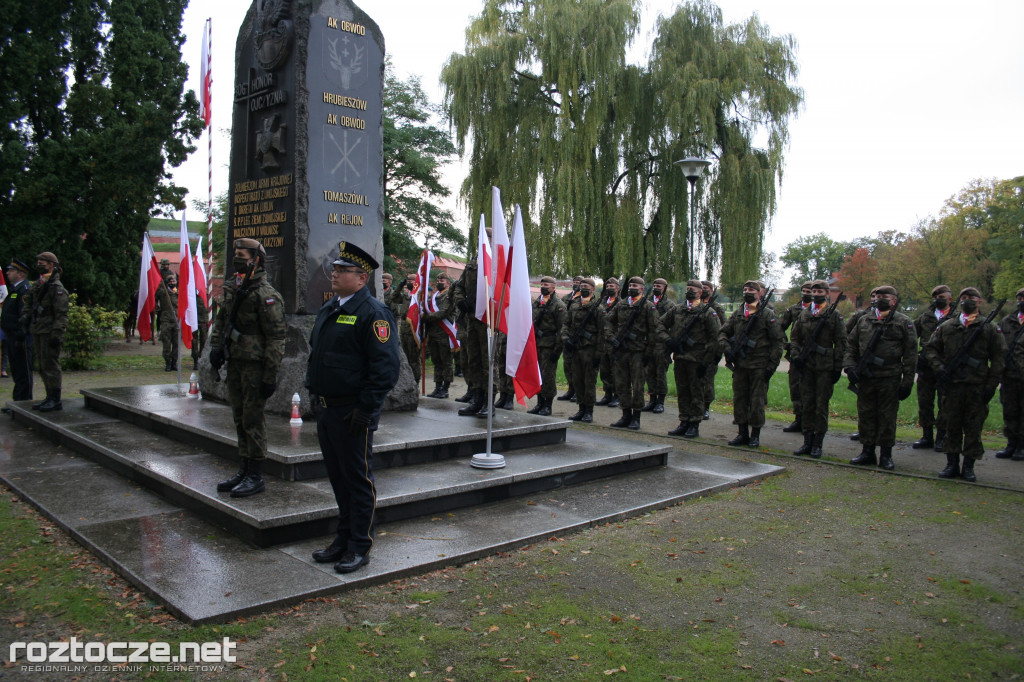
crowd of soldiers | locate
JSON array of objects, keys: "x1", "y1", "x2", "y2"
[{"x1": 377, "y1": 264, "x2": 1024, "y2": 485}]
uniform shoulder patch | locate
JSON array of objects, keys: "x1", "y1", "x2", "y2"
[
  {"x1": 373, "y1": 319, "x2": 391, "y2": 343},
  {"x1": 265, "y1": 297, "x2": 276, "y2": 305}
]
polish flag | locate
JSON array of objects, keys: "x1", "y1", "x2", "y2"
[
  {"x1": 199, "y1": 19, "x2": 212, "y2": 127},
  {"x1": 505, "y1": 205, "x2": 541, "y2": 403},
  {"x1": 177, "y1": 213, "x2": 199, "y2": 349},
  {"x1": 406, "y1": 249, "x2": 433, "y2": 346},
  {"x1": 0, "y1": 267, "x2": 7, "y2": 304},
  {"x1": 490, "y1": 187, "x2": 511, "y2": 333},
  {"x1": 429, "y1": 291, "x2": 460, "y2": 349},
  {"x1": 135, "y1": 233, "x2": 162, "y2": 342},
  {"x1": 192, "y1": 235, "x2": 209, "y2": 310},
  {"x1": 474, "y1": 214, "x2": 492, "y2": 323}
]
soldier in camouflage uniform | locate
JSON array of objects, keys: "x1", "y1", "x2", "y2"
[
  {"x1": 780, "y1": 282, "x2": 813, "y2": 433},
  {"x1": 561, "y1": 278, "x2": 604, "y2": 423},
  {"x1": 996, "y1": 287, "x2": 1024, "y2": 461},
  {"x1": 663, "y1": 279, "x2": 721, "y2": 437},
  {"x1": 844, "y1": 288, "x2": 879, "y2": 442},
  {"x1": 595, "y1": 277, "x2": 621, "y2": 407},
  {"x1": 718, "y1": 280, "x2": 784, "y2": 447},
  {"x1": 422, "y1": 273, "x2": 456, "y2": 399},
  {"x1": 844, "y1": 285, "x2": 917, "y2": 471},
  {"x1": 155, "y1": 274, "x2": 179, "y2": 371},
  {"x1": 557, "y1": 276, "x2": 584, "y2": 402},
  {"x1": 391, "y1": 273, "x2": 419, "y2": 385},
  {"x1": 605, "y1": 277, "x2": 667, "y2": 430},
  {"x1": 643, "y1": 277, "x2": 675, "y2": 414},
  {"x1": 924, "y1": 287, "x2": 1005, "y2": 482},
  {"x1": 492, "y1": 331, "x2": 516, "y2": 411},
  {"x1": 19, "y1": 252, "x2": 68, "y2": 412},
  {"x1": 912, "y1": 285, "x2": 955, "y2": 450},
  {"x1": 789, "y1": 280, "x2": 846, "y2": 458},
  {"x1": 451, "y1": 255, "x2": 490, "y2": 416},
  {"x1": 208, "y1": 238, "x2": 286, "y2": 498},
  {"x1": 528, "y1": 276, "x2": 566, "y2": 415},
  {"x1": 381, "y1": 272, "x2": 394, "y2": 306},
  {"x1": 191, "y1": 289, "x2": 209, "y2": 371},
  {"x1": 701, "y1": 281, "x2": 726, "y2": 419}
]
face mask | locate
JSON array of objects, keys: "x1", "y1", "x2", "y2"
[
  {"x1": 875, "y1": 299, "x2": 892, "y2": 311},
  {"x1": 436, "y1": 282, "x2": 446, "y2": 291},
  {"x1": 37, "y1": 265, "x2": 49, "y2": 275},
  {"x1": 581, "y1": 289, "x2": 592, "y2": 297},
  {"x1": 960, "y1": 299, "x2": 978, "y2": 314},
  {"x1": 540, "y1": 287, "x2": 552, "y2": 296},
  {"x1": 654, "y1": 287, "x2": 664, "y2": 297},
  {"x1": 801, "y1": 294, "x2": 812, "y2": 304},
  {"x1": 742, "y1": 292, "x2": 757, "y2": 303},
  {"x1": 685, "y1": 290, "x2": 698, "y2": 300},
  {"x1": 1018, "y1": 301, "x2": 1024, "y2": 313},
  {"x1": 933, "y1": 298, "x2": 949, "y2": 310},
  {"x1": 233, "y1": 257, "x2": 252, "y2": 271},
  {"x1": 628, "y1": 288, "x2": 641, "y2": 298},
  {"x1": 812, "y1": 295, "x2": 827, "y2": 305},
  {"x1": 572, "y1": 283, "x2": 580, "y2": 292}
]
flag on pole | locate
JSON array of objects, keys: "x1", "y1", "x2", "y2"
[
  {"x1": 490, "y1": 187, "x2": 511, "y2": 333},
  {"x1": 192, "y1": 235, "x2": 209, "y2": 309},
  {"x1": 135, "y1": 233, "x2": 162, "y2": 342},
  {"x1": 0, "y1": 267, "x2": 7, "y2": 304},
  {"x1": 505, "y1": 205, "x2": 541, "y2": 403},
  {"x1": 406, "y1": 249, "x2": 433, "y2": 346},
  {"x1": 200, "y1": 19, "x2": 212, "y2": 127},
  {"x1": 474, "y1": 214, "x2": 492, "y2": 323},
  {"x1": 177, "y1": 213, "x2": 199, "y2": 349}
]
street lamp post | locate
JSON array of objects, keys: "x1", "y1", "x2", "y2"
[{"x1": 674, "y1": 157, "x2": 711, "y2": 279}]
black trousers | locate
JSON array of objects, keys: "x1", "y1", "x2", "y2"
[
  {"x1": 7, "y1": 338, "x2": 33, "y2": 401},
  {"x1": 316, "y1": 403, "x2": 379, "y2": 555}
]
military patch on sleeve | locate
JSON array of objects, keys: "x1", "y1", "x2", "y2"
[
  {"x1": 373, "y1": 319, "x2": 391, "y2": 343},
  {"x1": 265, "y1": 298, "x2": 276, "y2": 306}
]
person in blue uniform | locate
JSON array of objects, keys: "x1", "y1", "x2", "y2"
[{"x1": 306, "y1": 241, "x2": 401, "y2": 574}]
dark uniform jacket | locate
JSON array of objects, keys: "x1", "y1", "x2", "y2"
[
  {"x1": 1000, "y1": 311, "x2": 1024, "y2": 380},
  {"x1": 209, "y1": 270, "x2": 286, "y2": 384},
  {"x1": 451, "y1": 259, "x2": 477, "y2": 317},
  {"x1": 844, "y1": 310, "x2": 917, "y2": 382},
  {"x1": 780, "y1": 302, "x2": 809, "y2": 357},
  {"x1": 1, "y1": 279, "x2": 31, "y2": 336},
  {"x1": 561, "y1": 296, "x2": 605, "y2": 351},
  {"x1": 652, "y1": 293, "x2": 675, "y2": 319},
  {"x1": 604, "y1": 296, "x2": 667, "y2": 355},
  {"x1": 533, "y1": 294, "x2": 566, "y2": 349},
  {"x1": 914, "y1": 305, "x2": 954, "y2": 352},
  {"x1": 661, "y1": 300, "x2": 721, "y2": 364},
  {"x1": 924, "y1": 313, "x2": 1005, "y2": 390},
  {"x1": 19, "y1": 271, "x2": 68, "y2": 338},
  {"x1": 305, "y1": 286, "x2": 400, "y2": 413},
  {"x1": 718, "y1": 303, "x2": 784, "y2": 369},
  {"x1": 791, "y1": 304, "x2": 847, "y2": 372},
  {"x1": 155, "y1": 283, "x2": 177, "y2": 328}
]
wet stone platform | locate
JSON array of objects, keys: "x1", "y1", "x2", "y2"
[{"x1": 0, "y1": 386, "x2": 782, "y2": 623}]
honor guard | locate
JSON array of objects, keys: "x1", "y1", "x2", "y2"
[
  {"x1": 392, "y1": 272, "x2": 420, "y2": 385},
  {"x1": 996, "y1": 287, "x2": 1024, "y2": 461},
  {"x1": 595, "y1": 277, "x2": 620, "y2": 407},
  {"x1": 663, "y1": 279, "x2": 721, "y2": 437},
  {"x1": 528, "y1": 276, "x2": 566, "y2": 415},
  {"x1": 451, "y1": 251, "x2": 490, "y2": 416},
  {"x1": 912, "y1": 285, "x2": 954, "y2": 450},
  {"x1": 1, "y1": 259, "x2": 34, "y2": 408},
  {"x1": 557, "y1": 276, "x2": 585, "y2": 402},
  {"x1": 422, "y1": 273, "x2": 456, "y2": 399},
  {"x1": 780, "y1": 281, "x2": 813, "y2": 432},
  {"x1": 560, "y1": 278, "x2": 604, "y2": 423},
  {"x1": 605, "y1": 277, "x2": 667, "y2": 430},
  {"x1": 700, "y1": 280, "x2": 726, "y2": 419},
  {"x1": 643, "y1": 277, "x2": 675, "y2": 414},
  {"x1": 19, "y1": 252, "x2": 68, "y2": 412},
  {"x1": 156, "y1": 274, "x2": 179, "y2": 371}
]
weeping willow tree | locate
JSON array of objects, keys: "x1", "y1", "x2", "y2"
[{"x1": 441, "y1": 0, "x2": 802, "y2": 285}]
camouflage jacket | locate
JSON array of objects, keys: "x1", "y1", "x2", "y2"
[
  {"x1": 19, "y1": 271, "x2": 68, "y2": 337},
  {"x1": 843, "y1": 310, "x2": 917, "y2": 381},
  {"x1": 209, "y1": 269, "x2": 286, "y2": 382},
  {"x1": 533, "y1": 293, "x2": 566, "y2": 349},
  {"x1": 661, "y1": 300, "x2": 721, "y2": 364},
  {"x1": 924, "y1": 313, "x2": 1005, "y2": 390}
]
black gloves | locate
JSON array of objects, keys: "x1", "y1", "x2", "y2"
[
  {"x1": 898, "y1": 383, "x2": 913, "y2": 401},
  {"x1": 831, "y1": 370, "x2": 842, "y2": 385},
  {"x1": 982, "y1": 386, "x2": 996, "y2": 404},
  {"x1": 350, "y1": 409, "x2": 373, "y2": 434},
  {"x1": 609, "y1": 337, "x2": 621, "y2": 350},
  {"x1": 563, "y1": 338, "x2": 576, "y2": 350},
  {"x1": 210, "y1": 348, "x2": 225, "y2": 370},
  {"x1": 260, "y1": 382, "x2": 276, "y2": 399},
  {"x1": 551, "y1": 349, "x2": 562, "y2": 364},
  {"x1": 764, "y1": 369, "x2": 775, "y2": 383},
  {"x1": 844, "y1": 366, "x2": 859, "y2": 384}
]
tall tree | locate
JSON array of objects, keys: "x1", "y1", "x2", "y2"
[
  {"x1": 986, "y1": 176, "x2": 1024, "y2": 298},
  {"x1": 0, "y1": 0, "x2": 201, "y2": 308},
  {"x1": 442, "y1": 0, "x2": 802, "y2": 284},
  {"x1": 780, "y1": 234, "x2": 868, "y2": 287},
  {"x1": 383, "y1": 62, "x2": 464, "y2": 273},
  {"x1": 834, "y1": 247, "x2": 879, "y2": 308}
]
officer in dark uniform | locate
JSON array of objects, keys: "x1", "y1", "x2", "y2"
[
  {"x1": 19, "y1": 252, "x2": 68, "y2": 412},
  {"x1": 596, "y1": 277, "x2": 620, "y2": 407},
  {"x1": 913, "y1": 285, "x2": 954, "y2": 450},
  {"x1": 844, "y1": 285, "x2": 917, "y2": 470},
  {"x1": 528, "y1": 276, "x2": 566, "y2": 416},
  {"x1": 557, "y1": 276, "x2": 584, "y2": 402},
  {"x1": 789, "y1": 280, "x2": 846, "y2": 458},
  {"x1": 561, "y1": 278, "x2": 604, "y2": 423},
  {"x1": 209, "y1": 238, "x2": 286, "y2": 498},
  {"x1": 718, "y1": 279, "x2": 784, "y2": 447},
  {"x1": 1, "y1": 259, "x2": 34, "y2": 408},
  {"x1": 780, "y1": 281, "x2": 812, "y2": 433},
  {"x1": 996, "y1": 287, "x2": 1024, "y2": 461},
  {"x1": 663, "y1": 279, "x2": 721, "y2": 437},
  {"x1": 307, "y1": 242, "x2": 400, "y2": 574},
  {"x1": 423, "y1": 273, "x2": 456, "y2": 398},
  {"x1": 924, "y1": 287, "x2": 1005, "y2": 482},
  {"x1": 700, "y1": 280, "x2": 726, "y2": 420},
  {"x1": 643, "y1": 277, "x2": 675, "y2": 414},
  {"x1": 605, "y1": 277, "x2": 666, "y2": 430}
]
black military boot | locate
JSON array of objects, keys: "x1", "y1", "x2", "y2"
[
  {"x1": 580, "y1": 407, "x2": 593, "y2": 423},
  {"x1": 557, "y1": 388, "x2": 576, "y2": 401},
  {"x1": 164, "y1": 360, "x2": 174, "y2": 372},
  {"x1": 728, "y1": 425, "x2": 750, "y2": 446},
  {"x1": 783, "y1": 416, "x2": 802, "y2": 433},
  {"x1": 652, "y1": 395, "x2": 665, "y2": 414},
  {"x1": 627, "y1": 410, "x2": 641, "y2": 430},
  {"x1": 428, "y1": 382, "x2": 445, "y2": 398},
  {"x1": 595, "y1": 393, "x2": 613, "y2": 406},
  {"x1": 230, "y1": 459, "x2": 265, "y2": 497},
  {"x1": 960, "y1": 456, "x2": 977, "y2": 483},
  {"x1": 668, "y1": 421, "x2": 689, "y2": 436},
  {"x1": 611, "y1": 408, "x2": 631, "y2": 428},
  {"x1": 217, "y1": 459, "x2": 248, "y2": 492},
  {"x1": 747, "y1": 427, "x2": 761, "y2": 448},
  {"x1": 938, "y1": 453, "x2": 960, "y2": 478},
  {"x1": 497, "y1": 393, "x2": 514, "y2": 410},
  {"x1": 607, "y1": 394, "x2": 620, "y2": 408},
  {"x1": 1013, "y1": 446, "x2": 1024, "y2": 462},
  {"x1": 683, "y1": 422, "x2": 700, "y2": 438},
  {"x1": 995, "y1": 438, "x2": 1017, "y2": 459},
  {"x1": 536, "y1": 398, "x2": 552, "y2": 416},
  {"x1": 568, "y1": 405, "x2": 586, "y2": 421},
  {"x1": 850, "y1": 432, "x2": 860, "y2": 441},
  {"x1": 440, "y1": 381, "x2": 450, "y2": 399},
  {"x1": 913, "y1": 427, "x2": 935, "y2": 449},
  {"x1": 641, "y1": 396, "x2": 656, "y2": 412},
  {"x1": 458, "y1": 390, "x2": 483, "y2": 416},
  {"x1": 809, "y1": 433, "x2": 825, "y2": 459},
  {"x1": 934, "y1": 429, "x2": 946, "y2": 451},
  {"x1": 850, "y1": 445, "x2": 877, "y2": 466},
  {"x1": 703, "y1": 402, "x2": 711, "y2": 420},
  {"x1": 455, "y1": 386, "x2": 474, "y2": 402},
  {"x1": 878, "y1": 446, "x2": 894, "y2": 470},
  {"x1": 794, "y1": 432, "x2": 814, "y2": 456},
  {"x1": 38, "y1": 392, "x2": 61, "y2": 413}
]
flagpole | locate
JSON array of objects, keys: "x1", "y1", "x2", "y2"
[
  {"x1": 472, "y1": 213, "x2": 507, "y2": 469},
  {"x1": 204, "y1": 18, "x2": 214, "y2": 306},
  {"x1": 420, "y1": 251, "x2": 428, "y2": 395}
]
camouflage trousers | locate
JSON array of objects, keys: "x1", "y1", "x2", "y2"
[
  {"x1": 612, "y1": 351, "x2": 647, "y2": 410},
  {"x1": 1000, "y1": 378, "x2": 1024, "y2": 439},
  {"x1": 731, "y1": 367, "x2": 769, "y2": 428},
  {"x1": 945, "y1": 383, "x2": 990, "y2": 460},
  {"x1": 674, "y1": 360, "x2": 706, "y2": 422},
  {"x1": 703, "y1": 360, "x2": 720, "y2": 408},
  {"x1": 788, "y1": 366, "x2": 802, "y2": 419},
  {"x1": 33, "y1": 332, "x2": 61, "y2": 398},
  {"x1": 400, "y1": 323, "x2": 420, "y2": 384},
  {"x1": 855, "y1": 376, "x2": 900, "y2": 448},
  {"x1": 226, "y1": 359, "x2": 270, "y2": 462},
  {"x1": 798, "y1": 369, "x2": 837, "y2": 435},
  {"x1": 160, "y1": 326, "x2": 177, "y2": 366},
  {"x1": 600, "y1": 352, "x2": 616, "y2": 395},
  {"x1": 461, "y1": 319, "x2": 488, "y2": 391},
  {"x1": 646, "y1": 351, "x2": 670, "y2": 396},
  {"x1": 495, "y1": 332, "x2": 512, "y2": 395},
  {"x1": 562, "y1": 347, "x2": 576, "y2": 392},
  {"x1": 570, "y1": 346, "x2": 599, "y2": 408},
  {"x1": 190, "y1": 327, "x2": 207, "y2": 368},
  {"x1": 916, "y1": 370, "x2": 945, "y2": 432},
  {"x1": 538, "y1": 346, "x2": 560, "y2": 401},
  {"x1": 426, "y1": 331, "x2": 452, "y2": 384}
]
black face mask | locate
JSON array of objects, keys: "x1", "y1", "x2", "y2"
[
  {"x1": 436, "y1": 282, "x2": 447, "y2": 291},
  {"x1": 572, "y1": 283, "x2": 580, "y2": 292},
  {"x1": 685, "y1": 290, "x2": 698, "y2": 300},
  {"x1": 37, "y1": 265, "x2": 49, "y2": 276},
  {"x1": 801, "y1": 294, "x2": 812, "y2": 304},
  {"x1": 540, "y1": 287, "x2": 552, "y2": 296},
  {"x1": 233, "y1": 257, "x2": 252, "y2": 272},
  {"x1": 628, "y1": 288, "x2": 642, "y2": 298},
  {"x1": 1018, "y1": 301, "x2": 1024, "y2": 313},
  {"x1": 653, "y1": 287, "x2": 664, "y2": 297},
  {"x1": 875, "y1": 299, "x2": 892, "y2": 311},
  {"x1": 580, "y1": 289, "x2": 593, "y2": 297},
  {"x1": 960, "y1": 299, "x2": 978, "y2": 314},
  {"x1": 933, "y1": 298, "x2": 949, "y2": 310},
  {"x1": 812, "y1": 295, "x2": 827, "y2": 305},
  {"x1": 742, "y1": 292, "x2": 757, "y2": 303}
]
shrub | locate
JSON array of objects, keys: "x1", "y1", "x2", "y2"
[{"x1": 62, "y1": 294, "x2": 126, "y2": 370}]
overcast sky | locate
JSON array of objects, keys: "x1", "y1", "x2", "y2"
[{"x1": 172, "y1": 0, "x2": 1024, "y2": 261}]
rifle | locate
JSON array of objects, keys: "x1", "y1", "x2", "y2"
[
  {"x1": 847, "y1": 304, "x2": 897, "y2": 395},
  {"x1": 916, "y1": 298, "x2": 959, "y2": 375},
  {"x1": 212, "y1": 261, "x2": 255, "y2": 382},
  {"x1": 609, "y1": 285, "x2": 653, "y2": 360},
  {"x1": 723, "y1": 288, "x2": 775, "y2": 370},
  {"x1": 936, "y1": 300, "x2": 1006, "y2": 394},
  {"x1": 565, "y1": 290, "x2": 605, "y2": 349},
  {"x1": 665, "y1": 292, "x2": 718, "y2": 361},
  {"x1": 791, "y1": 292, "x2": 846, "y2": 374},
  {"x1": 1003, "y1": 315, "x2": 1024, "y2": 373}
]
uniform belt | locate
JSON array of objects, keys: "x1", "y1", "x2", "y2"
[{"x1": 318, "y1": 395, "x2": 357, "y2": 408}]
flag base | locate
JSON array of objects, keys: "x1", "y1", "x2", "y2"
[{"x1": 470, "y1": 452, "x2": 506, "y2": 469}]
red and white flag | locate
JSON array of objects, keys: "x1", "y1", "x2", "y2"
[
  {"x1": 0, "y1": 266, "x2": 7, "y2": 304},
  {"x1": 406, "y1": 249, "x2": 433, "y2": 346},
  {"x1": 135, "y1": 233, "x2": 162, "y2": 342},
  {"x1": 192, "y1": 235, "x2": 209, "y2": 310},
  {"x1": 177, "y1": 213, "x2": 199, "y2": 349},
  {"x1": 428, "y1": 291, "x2": 460, "y2": 349},
  {"x1": 199, "y1": 19, "x2": 212, "y2": 128},
  {"x1": 505, "y1": 205, "x2": 541, "y2": 403},
  {"x1": 490, "y1": 186, "x2": 511, "y2": 333},
  {"x1": 474, "y1": 214, "x2": 492, "y2": 323}
]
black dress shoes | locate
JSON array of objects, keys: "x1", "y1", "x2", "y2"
[
  {"x1": 312, "y1": 540, "x2": 346, "y2": 564},
  {"x1": 334, "y1": 552, "x2": 370, "y2": 574}
]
